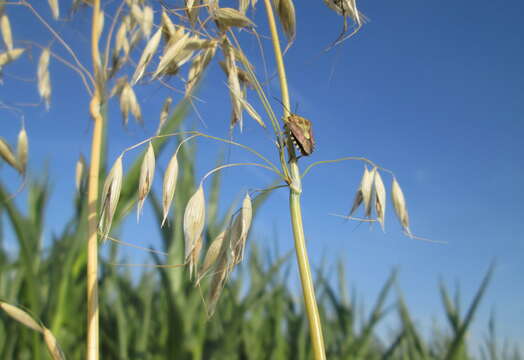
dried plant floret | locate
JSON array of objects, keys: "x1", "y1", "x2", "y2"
[
  {"x1": 119, "y1": 81, "x2": 142, "y2": 124},
  {"x1": 16, "y1": 127, "x2": 28, "y2": 176},
  {"x1": 0, "y1": 137, "x2": 18, "y2": 171},
  {"x1": 161, "y1": 152, "x2": 178, "y2": 226},
  {"x1": 198, "y1": 230, "x2": 226, "y2": 283},
  {"x1": 273, "y1": 0, "x2": 296, "y2": 49},
  {"x1": 142, "y1": 6, "x2": 154, "y2": 38},
  {"x1": 323, "y1": 0, "x2": 364, "y2": 49},
  {"x1": 153, "y1": 32, "x2": 190, "y2": 78},
  {"x1": 161, "y1": 10, "x2": 176, "y2": 40},
  {"x1": 350, "y1": 166, "x2": 374, "y2": 216},
  {"x1": 0, "y1": 48, "x2": 25, "y2": 69},
  {"x1": 1, "y1": 10, "x2": 13, "y2": 51},
  {"x1": 137, "y1": 143, "x2": 155, "y2": 222},
  {"x1": 214, "y1": 7, "x2": 254, "y2": 29},
  {"x1": 132, "y1": 27, "x2": 163, "y2": 84},
  {"x1": 223, "y1": 41, "x2": 244, "y2": 130},
  {"x1": 43, "y1": 328, "x2": 65, "y2": 360},
  {"x1": 157, "y1": 96, "x2": 172, "y2": 134},
  {"x1": 0, "y1": 302, "x2": 43, "y2": 333},
  {"x1": 47, "y1": 0, "x2": 59, "y2": 20},
  {"x1": 37, "y1": 48, "x2": 51, "y2": 109},
  {"x1": 115, "y1": 22, "x2": 129, "y2": 56},
  {"x1": 99, "y1": 156, "x2": 123, "y2": 241},
  {"x1": 183, "y1": 185, "x2": 206, "y2": 266},
  {"x1": 231, "y1": 193, "x2": 252, "y2": 265},
  {"x1": 186, "y1": 44, "x2": 217, "y2": 96},
  {"x1": 391, "y1": 177, "x2": 411, "y2": 235},
  {"x1": 374, "y1": 170, "x2": 386, "y2": 231}
]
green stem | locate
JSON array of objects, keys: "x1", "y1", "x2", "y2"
[{"x1": 262, "y1": 0, "x2": 326, "y2": 359}]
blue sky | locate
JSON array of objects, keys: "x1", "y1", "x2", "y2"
[{"x1": 1, "y1": 0, "x2": 523, "y2": 354}]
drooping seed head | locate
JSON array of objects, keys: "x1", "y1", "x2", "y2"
[
  {"x1": 37, "y1": 48, "x2": 52, "y2": 109},
  {"x1": 137, "y1": 142, "x2": 156, "y2": 222},
  {"x1": 231, "y1": 193, "x2": 252, "y2": 265},
  {"x1": 16, "y1": 127, "x2": 28, "y2": 176},
  {"x1": 391, "y1": 177, "x2": 411, "y2": 235},
  {"x1": 0, "y1": 137, "x2": 18, "y2": 171},
  {"x1": 183, "y1": 185, "x2": 206, "y2": 263},
  {"x1": 99, "y1": 156, "x2": 123, "y2": 241},
  {"x1": 0, "y1": 301, "x2": 44, "y2": 333},
  {"x1": 161, "y1": 152, "x2": 179, "y2": 227},
  {"x1": 374, "y1": 170, "x2": 386, "y2": 231},
  {"x1": 1, "y1": 10, "x2": 13, "y2": 51}
]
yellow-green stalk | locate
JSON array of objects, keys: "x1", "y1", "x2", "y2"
[
  {"x1": 87, "y1": 0, "x2": 103, "y2": 359},
  {"x1": 262, "y1": 0, "x2": 326, "y2": 359}
]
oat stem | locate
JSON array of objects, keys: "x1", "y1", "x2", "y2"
[
  {"x1": 262, "y1": 0, "x2": 326, "y2": 358},
  {"x1": 87, "y1": 1, "x2": 103, "y2": 359}
]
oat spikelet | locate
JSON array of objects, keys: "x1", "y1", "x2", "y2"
[
  {"x1": 120, "y1": 82, "x2": 142, "y2": 124},
  {"x1": 186, "y1": 44, "x2": 217, "y2": 96},
  {"x1": 137, "y1": 142, "x2": 155, "y2": 222},
  {"x1": 183, "y1": 185, "x2": 205, "y2": 265},
  {"x1": 157, "y1": 96, "x2": 172, "y2": 134},
  {"x1": 43, "y1": 328, "x2": 65, "y2": 360},
  {"x1": 132, "y1": 27, "x2": 162, "y2": 84},
  {"x1": 214, "y1": 7, "x2": 254, "y2": 29},
  {"x1": 231, "y1": 193, "x2": 252, "y2": 265},
  {"x1": 161, "y1": 152, "x2": 178, "y2": 227},
  {"x1": 47, "y1": 0, "x2": 59, "y2": 19},
  {"x1": 374, "y1": 170, "x2": 386, "y2": 231},
  {"x1": 197, "y1": 230, "x2": 225, "y2": 283},
  {"x1": 391, "y1": 177, "x2": 411, "y2": 235},
  {"x1": 75, "y1": 154, "x2": 86, "y2": 191},
  {"x1": 16, "y1": 127, "x2": 28, "y2": 176},
  {"x1": 223, "y1": 41, "x2": 243, "y2": 130},
  {"x1": 37, "y1": 48, "x2": 52, "y2": 110},
  {"x1": 153, "y1": 32, "x2": 190, "y2": 78},
  {"x1": 161, "y1": 9, "x2": 175, "y2": 40},
  {"x1": 273, "y1": 0, "x2": 296, "y2": 49},
  {"x1": 1, "y1": 10, "x2": 13, "y2": 51},
  {"x1": 0, "y1": 302, "x2": 44, "y2": 333},
  {"x1": 0, "y1": 137, "x2": 18, "y2": 171},
  {"x1": 142, "y1": 6, "x2": 154, "y2": 38},
  {"x1": 99, "y1": 156, "x2": 123, "y2": 241},
  {"x1": 0, "y1": 48, "x2": 24, "y2": 70},
  {"x1": 350, "y1": 166, "x2": 373, "y2": 216}
]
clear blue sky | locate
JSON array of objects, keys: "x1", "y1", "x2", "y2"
[{"x1": 1, "y1": 0, "x2": 523, "y2": 353}]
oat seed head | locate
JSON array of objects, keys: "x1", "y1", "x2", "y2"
[
  {"x1": 161, "y1": 152, "x2": 179, "y2": 227},
  {"x1": 198, "y1": 230, "x2": 226, "y2": 283},
  {"x1": 157, "y1": 96, "x2": 173, "y2": 134},
  {"x1": 0, "y1": 137, "x2": 18, "y2": 171},
  {"x1": 16, "y1": 127, "x2": 28, "y2": 176},
  {"x1": 214, "y1": 7, "x2": 255, "y2": 29},
  {"x1": 47, "y1": 0, "x2": 60, "y2": 20},
  {"x1": 391, "y1": 177, "x2": 411, "y2": 235},
  {"x1": 137, "y1": 142, "x2": 156, "y2": 222},
  {"x1": 374, "y1": 170, "x2": 386, "y2": 231},
  {"x1": 183, "y1": 184, "x2": 206, "y2": 262},
  {"x1": 37, "y1": 48, "x2": 52, "y2": 110},
  {"x1": 132, "y1": 27, "x2": 163, "y2": 85},
  {"x1": 0, "y1": 302, "x2": 44, "y2": 333},
  {"x1": 0, "y1": 48, "x2": 24, "y2": 71},
  {"x1": 99, "y1": 156, "x2": 124, "y2": 241},
  {"x1": 0, "y1": 10, "x2": 13, "y2": 51},
  {"x1": 231, "y1": 193, "x2": 253, "y2": 265},
  {"x1": 43, "y1": 328, "x2": 65, "y2": 360}
]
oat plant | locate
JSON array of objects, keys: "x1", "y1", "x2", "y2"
[{"x1": 0, "y1": 1, "x2": 436, "y2": 359}]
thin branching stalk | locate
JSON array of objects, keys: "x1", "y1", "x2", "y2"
[
  {"x1": 262, "y1": 0, "x2": 326, "y2": 359},
  {"x1": 87, "y1": 1, "x2": 103, "y2": 359}
]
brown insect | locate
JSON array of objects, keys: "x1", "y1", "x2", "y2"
[{"x1": 284, "y1": 114, "x2": 315, "y2": 156}]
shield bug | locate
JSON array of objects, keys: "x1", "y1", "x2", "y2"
[{"x1": 284, "y1": 114, "x2": 315, "y2": 156}]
